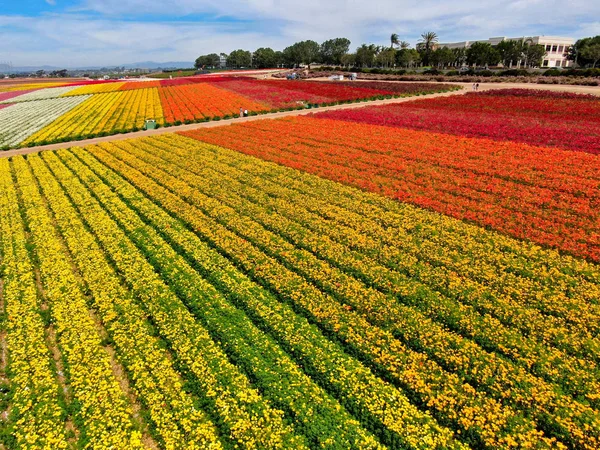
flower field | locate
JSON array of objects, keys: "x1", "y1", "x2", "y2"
[
  {"x1": 23, "y1": 88, "x2": 163, "y2": 145},
  {"x1": 158, "y1": 83, "x2": 271, "y2": 123},
  {"x1": 0, "y1": 96, "x2": 91, "y2": 147},
  {"x1": 0, "y1": 79, "x2": 456, "y2": 149},
  {"x1": 1, "y1": 124, "x2": 600, "y2": 448},
  {"x1": 0, "y1": 85, "x2": 82, "y2": 103},
  {"x1": 0, "y1": 90, "x2": 36, "y2": 103},
  {"x1": 0, "y1": 82, "x2": 70, "y2": 93},
  {"x1": 60, "y1": 81, "x2": 128, "y2": 96},
  {"x1": 317, "y1": 89, "x2": 600, "y2": 154},
  {"x1": 183, "y1": 89, "x2": 600, "y2": 262},
  {"x1": 205, "y1": 78, "x2": 455, "y2": 108}
]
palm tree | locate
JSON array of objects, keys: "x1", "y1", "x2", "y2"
[
  {"x1": 390, "y1": 33, "x2": 399, "y2": 49},
  {"x1": 399, "y1": 41, "x2": 410, "y2": 50},
  {"x1": 418, "y1": 31, "x2": 439, "y2": 53}
]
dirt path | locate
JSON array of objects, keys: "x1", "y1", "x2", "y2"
[
  {"x1": 308, "y1": 78, "x2": 600, "y2": 96},
  {"x1": 2, "y1": 81, "x2": 598, "y2": 159}
]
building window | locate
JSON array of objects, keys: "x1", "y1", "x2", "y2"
[
  {"x1": 558, "y1": 45, "x2": 563, "y2": 53},
  {"x1": 545, "y1": 44, "x2": 552, "y2": 51},
  {"x1": 543, "y1": 60, "x2": 549, "y2": 67},
  {"x1": 555, "y1": 60, "x2": 561, "y2": 67},
  {"x1": 552, "y1": 45, "x2": 558, "y2": 52},
  {"x1": 562, "y1": 59, "x2": 568, "y2": 67}
]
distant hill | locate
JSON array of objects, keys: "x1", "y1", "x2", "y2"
[
  {"x1": 122, "y1": 61, "x2": 194, "y2": 69},
  {"x1": 5, "y1": 61, "x2": 195, "y2": 72}
]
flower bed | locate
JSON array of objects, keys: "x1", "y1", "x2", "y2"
[
  {"x1": 23, "y1": 88, "x2": 163, "y2": 145},
  {"x1": 0, "y1": 95, "x2": 91, "y2": 147},
  {"x1": 158, "y1": 83, "x2": 270, "y2": 124},
  {"x1": 319, "y1": 89, "x2": 600, "y2": 154},
  {"x1": 182, "y1": 113, "x2": 600, "y2": 262}
]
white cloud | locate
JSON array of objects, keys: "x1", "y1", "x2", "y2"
[
  {"x1": 45, "y1": 0, "x2": 57, "y2": 5},
  {"x1": 1, "y1": 0, "x2": 599, "y2": 67}
]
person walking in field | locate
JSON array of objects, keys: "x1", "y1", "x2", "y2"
[
  {"x1": 476, "y1": 83, "x2": 480, "y2": 91},
  {"x1": 240, "y1": 107, "x2": 243, "y2": 118}
]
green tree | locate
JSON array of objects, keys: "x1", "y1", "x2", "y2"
[
  {"x1": 283, "y1": 41, "x2": 321, "y2": 68},
  {"x1": 430, "y1": 47, "x2": 454, "y2": 68},
  {"x1": 452, "y1": 47, "x2": 467, "y2": 67},
  {"x1": 51, "y1": 69, "x2": 68, "y2": 77},
  {"x1": 466, "y1": 42, "x2": 501, "y2": 67},
  {"x1": 523, "y1": 44, "x2": 546, "y2": 68},
  {"x1": 340, "y1": 53, "x2": 356, "y2": 67},
  {"x1": 282, "y1": 45, "x2": 299, "y2": 66},
  {"x1": 274, "y1": 51, "x2": 285, "y2": 67},
  {"x1": 496, "y1": 40, "x2": 522, "y2": 67},
  {"x1": 320, "y1": 38, "x2": 351, "y2": 65},
  {"x1": 397, "y1": 48, "x2": 421, "y2": 68},
  {"x1": 417, "y1": 31, "x2": 438, "y2": 65},
  {"x1": 299, "y1": 40, "x2": 321, "y2": 68},
  {"x1": 566, "y1": 36, "x2": 600, "y2": 67},
  {"x1": 253, "y1": 47, "x2": 277, "y2": 69},
  {"x1": 376, "y1": 48, "x2": 396, "y2": 68},
  {"x1": 390, "y1": 33, "x2": 399, "y2": 49},
  {"x1": 194, "y1": 53, "x2": 220, "y2": 69},
  {"x1": 581, "y1": 42, "x2": 600, "y2": 67},
  {"x1": 356, "y1": 44, "x2": 378, "y2": 67},
  {"x1": 227, "y1": 49, "x2": 252, "y2": 68}
]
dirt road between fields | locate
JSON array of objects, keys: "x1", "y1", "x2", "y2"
[{"x1": 1, "y1": 81, "x2": 598, "y2": 159}]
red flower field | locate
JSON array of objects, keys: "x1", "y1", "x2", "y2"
[
  {"x1": 182, "y1": 112, "x2": 600, "y2": 262},
  {"x1": 318, "y1": 89, "x2": 600, "y2": 154},
  {"x1": 205, "y1": 78, "x2": 341, "y2": 108},
  {"x1": 205, "y1": 78, "x2": 455, "y2": 109}
]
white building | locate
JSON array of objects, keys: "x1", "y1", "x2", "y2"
[{"x1": 439, "y1": 36, "x2": 574, "y2": 68}]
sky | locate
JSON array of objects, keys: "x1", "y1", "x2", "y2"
[{"x1": 1, "y1": 0, "x2": 599, "y2": 67}]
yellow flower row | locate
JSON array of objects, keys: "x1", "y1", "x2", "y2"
[
  {"x1": 118, "y1": 137, "x2": 564, "y2": 445},
  {"x1": 23, "y1": 88, "x2": 163, "y2": 145},
  {"x1": 96, "y1": 135, "x2": 599, "y2": 450},
  {"x1": 60, "y1": 82, "x2": 127, "y2": 96},
  {"x1": 150, "y1": 136, "x2": 599, "y2": 402},
  {"x1": 172, "y1": 133, "x2": 600, "y2": 352},
  {"x1": 41, "y1": 150, "x2": 308, "y2": 449},
  {"x1": 54, "y1": 148, "x2": 385, "y2": 449},
  {"x1": 0, "y1": 159, "x2": 68, "y2": 449},
  {"x1": 27, "y1": 152, "x2": 223, "y2": 450},
  {"x1": 0, "y1": 82, "x2": 68, "y2": 93},
  {"x1": 11, "y1": 156, "x2": 143, "y2": 448},
  {"x1": 86, "y1": 140, "x2": 475, "y2": 450}
]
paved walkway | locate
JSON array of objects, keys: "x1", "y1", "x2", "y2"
[{"x1": 1, "y1": 81, "x2": 598, "y2": 159}]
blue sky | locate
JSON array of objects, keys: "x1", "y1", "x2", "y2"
[{"x1": 1, "y1": 0, "x2": 599, "y2": 67}]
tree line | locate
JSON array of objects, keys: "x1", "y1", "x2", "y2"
[{"x1": 195, "y1": 33, "x2": 600, "y2": 70}]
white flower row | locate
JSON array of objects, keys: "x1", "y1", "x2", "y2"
[
  {"x1": 0, "y1": 95, "x2": 91, "y2": 147},
  {"x1": 0, "y1": 85, "x2": 82, "y2": 103}
]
